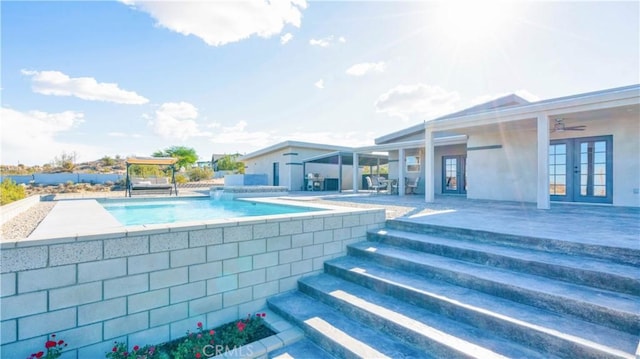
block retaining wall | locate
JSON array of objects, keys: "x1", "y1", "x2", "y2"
[{"x1": 0, "y1": 207, "x2": 385, "y2": 358}]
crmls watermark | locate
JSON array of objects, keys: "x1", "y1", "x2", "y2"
[{"x1": 202, "y1": 344, "x2": 254, "y2": 357}]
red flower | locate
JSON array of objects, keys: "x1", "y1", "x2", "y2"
[
  {"x1": 197, "y1": 322, "x2": 203, "y2": 328},
  {"x1": 35, "y1": 352, "x2": 44, "y2": 359},
  {"x1": 58, "y1": 340, "x2": 64, "y2": 345},
  {"x1": 45, "y1": 341, "x2": 57, "y2": 349},
  {"x1": 236, "y1": 321, "x2": 246, "y2": 332},
  {"x1": 112, "y1": 346, "x2": 118, "y2": 352},
  {"x1": 133, "y1": 345, "x2": 139, "y2": 351},
  {"x1": 195, "y1": 353, "x2": 201, "y2": 359},
  {"x1": 209, "y1": 330, "x2": 215, "y2": 336},
  {"x1": 262, "y1": 313, "x2": 267, "y2": 317},
  {"x1": 149, "y1": 346, "x2": 155, "y2": 354}
]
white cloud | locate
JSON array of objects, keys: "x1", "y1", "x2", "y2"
[
  {"x1": 208, "y1": 120, "x2": 275, "y2": 149},
  {"x1": 21, "y1": 70, "x2": 148, "y2": 105},
  {"x1": 123, "y1": 0, "x2": 307, "y2": 47},
  {"x1": 147, "y1": 102, "x2": 209, "y2": 140},
  {"x1": 108, "y1": 132, "x2": 142, "y2": 138},
  {"x1": 206, "y1": 120, "x2": 373, "y2": 153},
  {"x1": 309, "y1": 35, "x2": 345, "y2": 47},
  {"x1": 314, "y1": 79, "x2": 324, "y2": 89},
  {"x1": 375, "y1": 84, "x2": 460, "y2": 121},
  {"x1": 346, "y1": 62, "x2": 386, "y2": 76},
  {"x1": 280, "y1": 32, "x2": 293, "y2": 45},
  {"x1": 0, "y1": 107, "x2": 103, "y2": 165}
]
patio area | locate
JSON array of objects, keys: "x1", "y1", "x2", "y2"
[{"x1": 298, "y1": 193, "x2": 640, "y2": 250}]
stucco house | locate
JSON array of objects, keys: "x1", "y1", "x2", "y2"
[
  {"x1": 362, "y1": 84, "x2": 639, "y2": 208},
  {"x1": 241, "y1": 84, "x2": 639, "y2": 208}
]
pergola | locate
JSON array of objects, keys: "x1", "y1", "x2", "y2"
[
  {"x1": 125, "y1": 157, "x2": 179, "y2": 197},
  {"x1": 302, "y1": 151, "x2": 389, "y2": 192}
]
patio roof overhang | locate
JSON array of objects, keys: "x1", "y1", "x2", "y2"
[
  {"x1": 303, "y1": 151, "x2": 389, "y2": 166},
  {"x1": 125, "y1": 157, "x2": 179, "y2": 166}
]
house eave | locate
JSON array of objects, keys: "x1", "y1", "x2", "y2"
[
  {"x1": 427, "y1": 84, "x2": 640, "y2": 132},
  {"x1": 240, "y1": 141, "x2": 353, "y2": 161}
]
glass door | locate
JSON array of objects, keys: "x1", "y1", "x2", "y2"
[
  {"x1": 442, "y1": 155, "x2": 466, "y2": 194},
  {"x1": 272, "y1": 162, "x2": 279, "y2": 186},
  {"x1": 550, "y1": 136, "x2": 612, "y2": 203}
]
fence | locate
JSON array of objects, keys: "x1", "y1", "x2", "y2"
[{"x1": 1, "y1": 174, "x2": 124, "y2": 186}]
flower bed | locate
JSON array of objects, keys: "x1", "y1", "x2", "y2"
[
  {"x1": 108, "y1": 314, "x2": 275, "y2": 358},
  {"x1": 28, "y1": 314, "x2": 278, "y2": 359}
]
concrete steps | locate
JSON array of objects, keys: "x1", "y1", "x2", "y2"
[{"x1": 267, "y1": 222, "x2": 640, "y2": 359}]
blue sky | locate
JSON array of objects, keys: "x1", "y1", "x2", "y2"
[{"x1": 1, "y1": 1, "x2": 638, "y2": 166}]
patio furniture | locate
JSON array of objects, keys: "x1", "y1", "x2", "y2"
[
  {"x1": 366, "y1": 176, "x2": 386, "y2": 193},
  {"x1": 307, "y1": 173, "x2": 324, "y2": 191},
  {"x1": 406, "y1": 176, "x2": 420, "y2": 194},
  {"x1": 129, "y1": 176, "x2": 175, "y2": 195},
  {"x1": 390, "y1": 179, "x2": 399, "y2": 195}
]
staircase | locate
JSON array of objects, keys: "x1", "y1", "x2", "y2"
[{"x1": 267, "y1": 219, "x2": 640, "y2": 359}]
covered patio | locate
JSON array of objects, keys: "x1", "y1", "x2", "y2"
[{"x1": 302, "y1": 151, "x2": 389, "y2": 192}]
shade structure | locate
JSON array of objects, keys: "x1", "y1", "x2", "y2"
[
  {"x1": 125, "y1": 157, "x2": 179, "y2": 197},
  {"x1": 125, "y1": 156, "x2": 178, "y2": 166},
  {"x1": 302, "y1": 151, "x2": 388, "y2": 166},
  {"x1": 302, "y1": 151, "x2": 389, "y2": 192}
]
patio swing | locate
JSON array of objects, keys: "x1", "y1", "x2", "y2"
[{"x1": 125, "y1": 157, "x2": 179, "y2": 197}]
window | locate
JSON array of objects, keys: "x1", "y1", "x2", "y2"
[{"x1": 406, "y1": 156, "x2": 420, "y2": 172}]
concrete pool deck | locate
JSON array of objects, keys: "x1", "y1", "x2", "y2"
[
  {"x1": 28, "y1": 199, "x2": 125, "y2": 240},
  {"x1": 19, "y1": 190, "x2": 640, "y2": 251}
]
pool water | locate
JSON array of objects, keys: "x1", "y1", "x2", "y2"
[{"x1": 100, "y1": 197, "x2": 319, "y2": 226}]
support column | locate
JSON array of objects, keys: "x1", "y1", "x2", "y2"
[
  {"x1": 338, "y1": 154, "x2": 343, "y2": 193},
  {"x1": 537, "y1": 114, "x2": 551, "y2": 209},
  {"x1": 352, "y1": 152, "x2": 359, "y2": 192},
  {"x1": 424, "y1": 128, "x2": 435, "y2": 203},
  {"x1": 398, "y1": 148, "x2": 405, "y2": 196}
]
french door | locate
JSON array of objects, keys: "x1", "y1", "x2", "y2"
[
  {"x1": 442, "y1": 155, "x2": 466, "y2": 194},
  {"x1": 549, "y1": 136, "x2": 612, "y2": 203}
]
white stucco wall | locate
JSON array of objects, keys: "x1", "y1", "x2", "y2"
[
  {"x1": 550, "y1": 114, "x2": 640, "y2": 207},
  {"x1": 465, "y1": 128, "x2": 538, "y2": 203},
  {"x1": 243, "y1": 147, "x2": 356, "y2": 191},
  {"x1": 460, "y1": 114, "x2": 639, "y2": 206}
]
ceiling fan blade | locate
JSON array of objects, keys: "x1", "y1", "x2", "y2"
[{"x1": 565, "y1": 126, "x2": 586, "y2": 131}]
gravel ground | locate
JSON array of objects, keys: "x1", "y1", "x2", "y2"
[{"x1": 1, "y1": 201, "x2": 57, "y2": 240}]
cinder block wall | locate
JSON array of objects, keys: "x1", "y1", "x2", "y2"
[{"x1": 0, "y1": 208, "x2": 385, "y2": 358}]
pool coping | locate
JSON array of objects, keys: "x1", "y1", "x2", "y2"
[{"x1": 4, "y1": 196, "x2": 381, "y2": 248}]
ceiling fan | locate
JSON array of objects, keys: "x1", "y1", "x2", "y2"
[{"x1": 552, "y1": 118, "x2": 586, "y2": 132}]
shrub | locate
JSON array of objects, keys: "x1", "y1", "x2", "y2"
[
  {"x1": 187, "y1": 167, "x2": 213, "y2": 182},
  {"x1": 109, "y1": 314, "x2": 271, "y2": 359},
  {"x1": 106, "y1": 342, "x2": 158, "y2": 359},
  {"x1": 174, "y1": 174, "x2": 188, "y2": 184},
  {"x1": 1, "y1": 178, "x2": 26, "y2": 205}
]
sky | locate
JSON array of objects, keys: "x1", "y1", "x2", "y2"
[{"x1": 1, "y1": 0, "x2": 638, "y2": 166}]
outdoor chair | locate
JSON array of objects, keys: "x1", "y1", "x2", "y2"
[
  {"x1": 366, "y1": 176, "x2": 386, "y2": 193},
  {"x1": 406, "y1": 176, "x2": 420, "y2": 194}
]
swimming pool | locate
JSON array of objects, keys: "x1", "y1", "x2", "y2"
[{"x1": 100, "y1": 197, "x2": 321, "y2": 226}]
